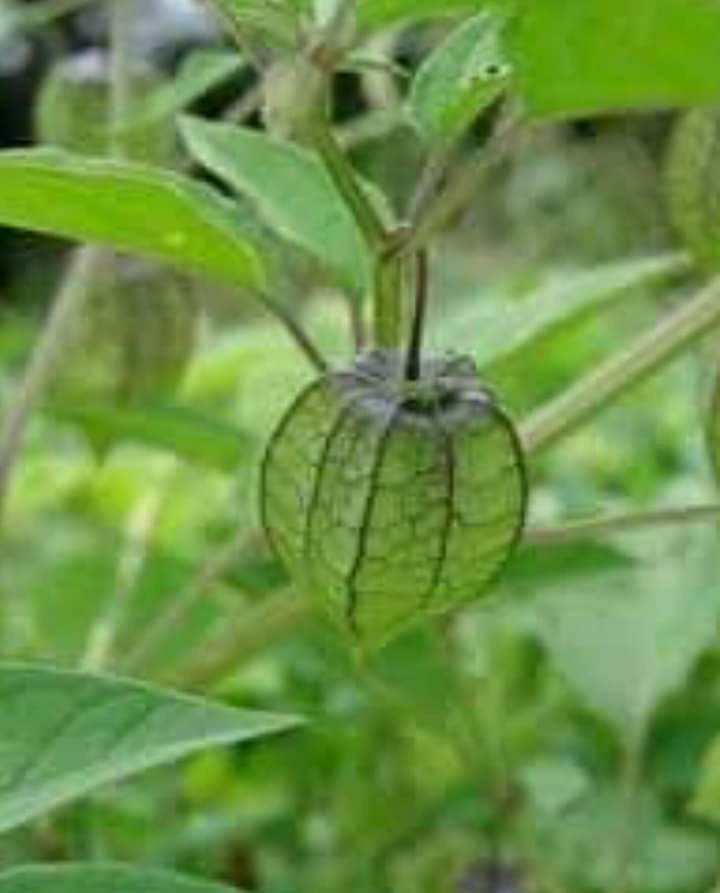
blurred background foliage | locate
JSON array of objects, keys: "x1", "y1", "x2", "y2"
[{"x1": 2, "y1": 1, "x2": 720, "y2": 891}]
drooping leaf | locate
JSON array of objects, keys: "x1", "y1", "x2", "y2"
[
  {"x1": 48, "y1": 403, "x2": 254, "y2": 471},
  {"x1": 508, "y1": 0, "x2": 720, "y2": 119},
  {"x1": 432, "y1": 253, "x2": 689, "y2": 371},
  {"x1": 130, "y1": 50, "x2": 246, "y2": 129},
  {"x1": 408, "y1": 10, "x2": 511, "y2": 144},
  {"x1": 529, "y1": 539, "x2": 720, "y2": 742},
  {"x1": 357, "y1": 0, "x2": 493, "y2": 32},
  {"x1": 180, "y1": 116, "x2": 371, "y2": 295},
  {"x1": 0, "y1": 865, "x2": 239, "y2": 893},
  {"x1": 0, "y1": 664, "x2": 301, "y2": 833},
  {"x1": 0, "y1": 150, "x2": 264, "y2": 288},
  {"x1": 203, "y1": 0, "x2": 302, "y2": 47}
]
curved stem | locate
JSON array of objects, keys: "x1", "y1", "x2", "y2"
[
  {"x1": 255, "y1": 289, "x2": 330, "y2": 373},
  {"x1": 0, "y1": 247, "x2": 105, "y2": 524},
  {"x1": 310, "y1": 112, "x2": 387, "y2": 254},
  {"x1": 520, "y1": 276, "x2": 720, "y2": 455},
  {"x1": 405, "y1": 249, "x2": 430, "y2": 381},
  {"x1": 524, "y1": 503, "x2": 720, "y2": 545}
]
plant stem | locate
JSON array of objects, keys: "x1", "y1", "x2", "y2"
[
  {"x1": 405, "y1": 250, "x2": 430, "y2": 381},
  {"x1": 611, "y1": 728, "x2": 647, "y2": 893},
  {"x1": 108, "y1": 0, "x2": 135, "y2": 160},
  {"x1": 81, "y1": 469, "x2": 171, "y2": 671},
  {"x1": 404, "y1": 107, "x2": 522, "y2": 254},
  {"x1": 520, "y1": 276, "x2": 720, "y2": 455},
  {"x1": 373, "y1": 248, "x2": 404, "y2": 349},
  {"x1": 256, "y1": 289, "x2": 330, "y2": 372},
  {"x1": 122, "y1": 530, "x2": 265, "y2": 673},
  {"x1": 0, "y1": 247, "x2": 105, "y2": 524},
  {"x1": 524, "y1": 503, "x2": 720, "y2": 544},
  {"x1": 310, "y1": 113, "x2": 387, "y2": 254},
  {"x1": 166, "y1": 591, "x2": 313, "y2": 690}
]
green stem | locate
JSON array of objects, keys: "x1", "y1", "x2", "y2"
[
  {"x1": 520, "y1": 276, "x2": 720, "y2": 455},
  {"x1": 404, "y1": 106, "x2": 522, "y2": 254},
  {"x1": 524, "y1": 503, "x2": 720, "y2": 544},
  {"x1": 255, "y1": 289, "x2": 330, "y2": 372},
  {"x1": 611, "y1": 728, "x2": 647, "y2": 893},
  {"x1": 310, "y1": 113, "x2": 387, "y2": 253},
  {"x1": 109, "y1": 0, "x2": 135, "y2": 160},
  {"x1": 0, "y1": 247, "x2": 105, "y2": 525},
  {"x1": 373, "y1": 249, "x2": 404, "y2": 349}
]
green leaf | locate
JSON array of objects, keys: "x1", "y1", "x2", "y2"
[
  {"x1": 530, "y1": 541, "x2": 720, "y2": 742},
  {"x1": 432, "y1": 253, "x2": 689, "y2": 371},
  {"x1": 205, "y1": 0, "x2": 301, "y2": 47},
  {"x1": 130, "y1": 50, "x2": 245, "y2": 129},
  {"x1": 0, "y1": 150, "x2": 264, "y2": 288},
  {"x1": 0, "y1": 865, "x2": 239, "y2": 893},
  {"x1": 509, "y1": 0, "x2": 720, "y2": 119},
  {"x1": 357, "y1": 0, "x2": 490, "y2": 32},
  {"x1": 688, "y1": 731, "x2": 720, "y2": 823},
  {"x1": 535, "y1": 786, "x2": 718, "y2": 891},
  {"x1": 408, "y1": 11, "x2": 511, "y2": 144},
  {"x1": 0, "y1": 664, "x2": 302, "y2": 833},
  {"x1": 48, "y1": 403, "x2": 254, "y2": 471},
  {"x1": 181, "y1": 116, "x2": 371, "y2": 295}
]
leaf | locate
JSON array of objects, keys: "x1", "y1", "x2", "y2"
[
  {"x1": 357, "y1": 0, "x2": 491, "y2": 32},
  {"x1": 508, "y1": 0, "x2": 720, "y2": 119},
  {"x1": 431, "y1": 253, "x2": 689, "y2": 371},
  {"x1": 0, "y1": 864, "x2": 239, "y2": 893},
  {"x1": 181, "y1": 116, "x2": 371, "y2": 295},
  {"x1": 48, "y1": 403, "x2": 254, "y2": 471},
  {"x1": 0, "y1": 150, "x2": 264, "y2": 288},
  {"x1": 688, "y1": 731, "x2": 720, "y2": 823},
  {"x1": 529, "y1": 540, "x2": 720, "y2": 742},
  {"x1": 130, "y1": 50, "x2": 245, "y2": 129},
  {"x1": 408, "y1": 11, "x2": 511, "y2": 144},
  {"x1": 204, "y1": 0, "x2": 300, "y2": 47},
  {"x1": 0, "y1": 664, "x2": 302, "y2": 833},
  {"x1": 535, "y1": 786, "x2": 718, "y2": 891}
]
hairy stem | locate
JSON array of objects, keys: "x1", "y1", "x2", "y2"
[
  {"x1": 0, "y1": 247, "x2": 105, "y2": 524},
  {"x1": 521, "y1": 276, "x2": 720, "y2": 455},
  {"x1": 256, "y1": 289, "x2": 330, "y2": 372},
  {"x1": 108, "y1": 0, "x2": 135, "y2": 159},
  {"x1": 405, "y1": 250, "x2": 430, "y2": 381},
  {"x1": 165, "y1": 591, "x2": 312, "y2": 690},
  {"x1": 404, "y1": 107, "x2": 523, "y2": 254},
  {"x1": 310, "y1": 113, "x2": 387, "y2": 253},
  {"x1": 525, "y1": 503, "x2": 720, "y2": 545},
  {"x1": 122, "y1": 530, "x2": 266, "y2": 673}
]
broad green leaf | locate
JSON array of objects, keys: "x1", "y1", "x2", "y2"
[
  {"x1": 48, "y1": 403, "x2": 254, "y2": 471},
  {"x1": 205, "y1": 0, "x2": 301, "y2": 47},
  {"x1": 509, "y1": 0, "x2": 720, "y2": 119},
  {"x1": 0, "y1": 664, "x2": 301, "y2": 833},
  {"x1": 0, "y1": 865, "x2": 238, "y2": 893},
  {"x1": 357, "y1": 0, "x2": 490, "y2": 32},
  {"x1": 432, "y1": 253, "x2": 689, "y2": 371},
  {"x1": 408, "y1": 11, "x2": 511, "y2": 144},
  {"x1": 181, "y1": 116, "x2": 371, "y2": 295},
  {"x1": 530, "y1": 540, "x2": 720, "y2": 742},
  {"x1": 687, "y1": 732, "x2": 720, "y2": 823},
  {"x1": 535, "y1": 786, "x2": 718, "y2": 891},
  {"x1": 0, "y1": 150, "x2": 264, "y2": 288},
  {"x1": 130, "y1": 50, "x2": 245, "y2": 129}
]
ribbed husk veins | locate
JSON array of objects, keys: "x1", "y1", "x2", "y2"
[
  {"x1": 665, "y1": 107, "x2": 720, "y2": 272},
  {"x1": 261, "y1": 351, "x2": 527, "y2": 648},
  {"x1": 52, "y1": 254, "x2": 198, "y2": 408}
]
